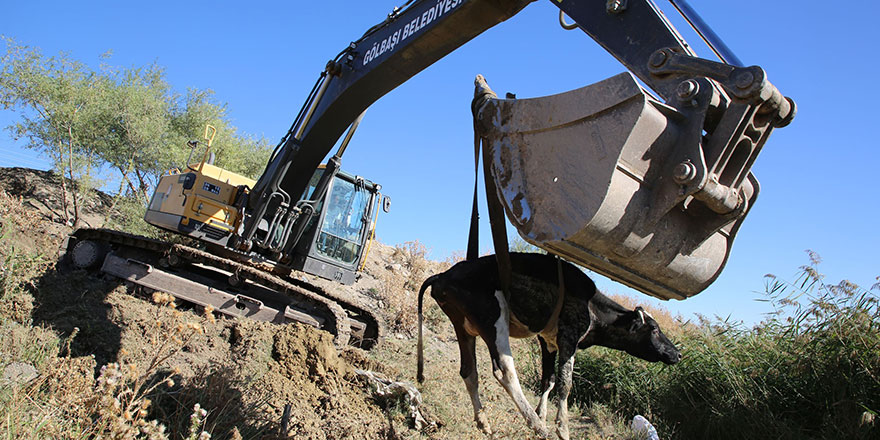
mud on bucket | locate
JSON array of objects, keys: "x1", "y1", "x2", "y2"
[{"x1": 474, "y1": 73, "x2": 759, "y2": 300}]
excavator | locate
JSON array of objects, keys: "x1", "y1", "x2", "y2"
[{"x1": 61, "y1": 0, "x2": 795, "y2": 349}]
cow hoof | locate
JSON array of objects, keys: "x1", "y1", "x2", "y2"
[
  {"x1": 537, "y1": 407, "x2": 547, "y2": 423},
  {"x1": 555, "y1": 426, "x2": 570, "y2": 440},
  {"x1": 475, "y1": 416, "x2": 493, "y2": 437},
  {"x1": 522, "y1": 420, "x2": 549, "y2": 439}
]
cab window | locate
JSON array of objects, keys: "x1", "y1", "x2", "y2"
[{"x1": 315, "y1": 178, "x2": 369, "y2": 264}]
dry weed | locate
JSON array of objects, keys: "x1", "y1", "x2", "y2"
[
  {"x1": 86, "y1": 292, "x2": 215, "y2": 439},
  {"x1": 379, "y1": 241, "x2": 444, "y2": 335},
  {"x1": 0, "y1": 191, "x2": 63, "y2": 253},
  {"x1": 392, "y1": 241, "x2": 433, "y2": 291},
  {"x1": 445, "y1": 250, "x2": 465, "y2": 265},
  {"x1": 0, "y1": 290, "x2": 218, "y2": 439},
  {"x1": 0, "y1": 247, "x2": 44, "y2": 324},
  {"x1": 0, "y1": 193, "x2": 54, "y2": 324}
]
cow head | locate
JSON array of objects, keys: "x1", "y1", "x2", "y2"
[{"x1": 621, "y1": 307, "x2": 681, "y2": 365}]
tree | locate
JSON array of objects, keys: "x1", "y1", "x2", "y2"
[
  {"x1": 0, "y1": 37, "x2": 273, "y2": 226},
  {"x1": 168, "y1": 88, "x2": 272, "y2": 180},
  {"x1": 95, "y1": 61, "x2": 175, "y2": 203},
  {"x1": 509, "y1": 236, "x2": 546, "y2": 254},
  {"x1": 0, "y1": 37, "x2": 111, "y2": 225}
]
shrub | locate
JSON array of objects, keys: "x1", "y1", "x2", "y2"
[
  {"x1": 0, "y1": 245, "x2": 41, "y2": 324},
  {"x1": 379, "y1": 240, "x2": 446, "y2": 335},
  {"x1": 0, "y1": 289, "x2": 243, "y2": 439}
]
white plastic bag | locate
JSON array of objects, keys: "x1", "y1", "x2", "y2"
[{"x1": 631, "y1": 414, "x2": 660, "y2": 440}]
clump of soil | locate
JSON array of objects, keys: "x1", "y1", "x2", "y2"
[{"x1": 260, "y1": 323, "x2": 388, "y2": 438}]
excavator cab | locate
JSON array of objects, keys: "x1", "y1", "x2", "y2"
[{"x1": 288, "y1": 167, "x2": 385, "y2": 284}]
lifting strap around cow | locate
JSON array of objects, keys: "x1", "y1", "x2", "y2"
[{"x1": 468, "y1": 75, "x2": 512, "y2": 299}]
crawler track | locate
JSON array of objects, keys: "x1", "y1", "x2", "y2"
[{"x1": 64, "y1": 228, "x2": 383, "y2": 349}]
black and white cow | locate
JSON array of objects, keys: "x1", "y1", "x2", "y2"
[{"x1": 416, "y1": 252, "x2": 680, "y2": 440}]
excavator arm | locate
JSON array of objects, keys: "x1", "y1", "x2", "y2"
[{"x1": 235, "y1": 0, "x2": 795, "y2": 300}]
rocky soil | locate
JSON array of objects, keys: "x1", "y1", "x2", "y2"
[{"x1": 0, "y1": 167, "x2": 443, "y2": 438}]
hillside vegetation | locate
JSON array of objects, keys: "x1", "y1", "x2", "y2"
[{"x1": 569, "y1": 259, "x2": 879, "y2": 439}]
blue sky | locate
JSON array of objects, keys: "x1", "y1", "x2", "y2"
[{"x1": 2, "y1": 1, "x2": 878, "y2": 325}]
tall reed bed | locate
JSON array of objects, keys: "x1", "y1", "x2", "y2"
[{"x1": 570, "y1": 255, "x2": 879, "y2": 439}]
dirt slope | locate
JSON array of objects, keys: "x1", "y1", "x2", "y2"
[
  {"x1": 0, "y1": 167, "x2": 626, "y2": 439},
  {"x1": 0, "y1": 167, "x2": 419, "y2": 438}
]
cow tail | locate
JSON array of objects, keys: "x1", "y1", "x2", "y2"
[{"x1": 417, "y1": 274, "x2": 438, "y2": 383}]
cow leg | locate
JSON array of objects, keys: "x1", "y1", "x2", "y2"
[
  {"x1": 553, "y1": 339, "x2": 577, "y2": 440},
  {"x1": 486, "y1": 291, "x2": 550, "y2": 439},
  {"x1": 535, "y1": 336, "x2": 557, "y2": 423},
  {"x1": 454, "y1": 325, "x2": 492, "y2": 435}
]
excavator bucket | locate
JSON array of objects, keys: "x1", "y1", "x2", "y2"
[{"x1": 475, "y1": 72, "x2": 781, "y2": 300}]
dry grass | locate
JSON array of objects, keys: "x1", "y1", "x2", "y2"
[
  {"x1": 0, "y1": 324, "x2": 94, "y2": 439},
  {"x1": 608, "y1": 293, "x2": 689, "y2": 338},
  {"x1": 0, "y1": 190, "x2": 68, "y2": 252},
  {"x1": 378, "y1": 240, "x2": 449, "y2": 335},
  {"x1": 0, "y1": 192, "x2": 56, "y2": 325},
  {"x1": 0, "y1": 284, "x2": 220, "y2": 439}
]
